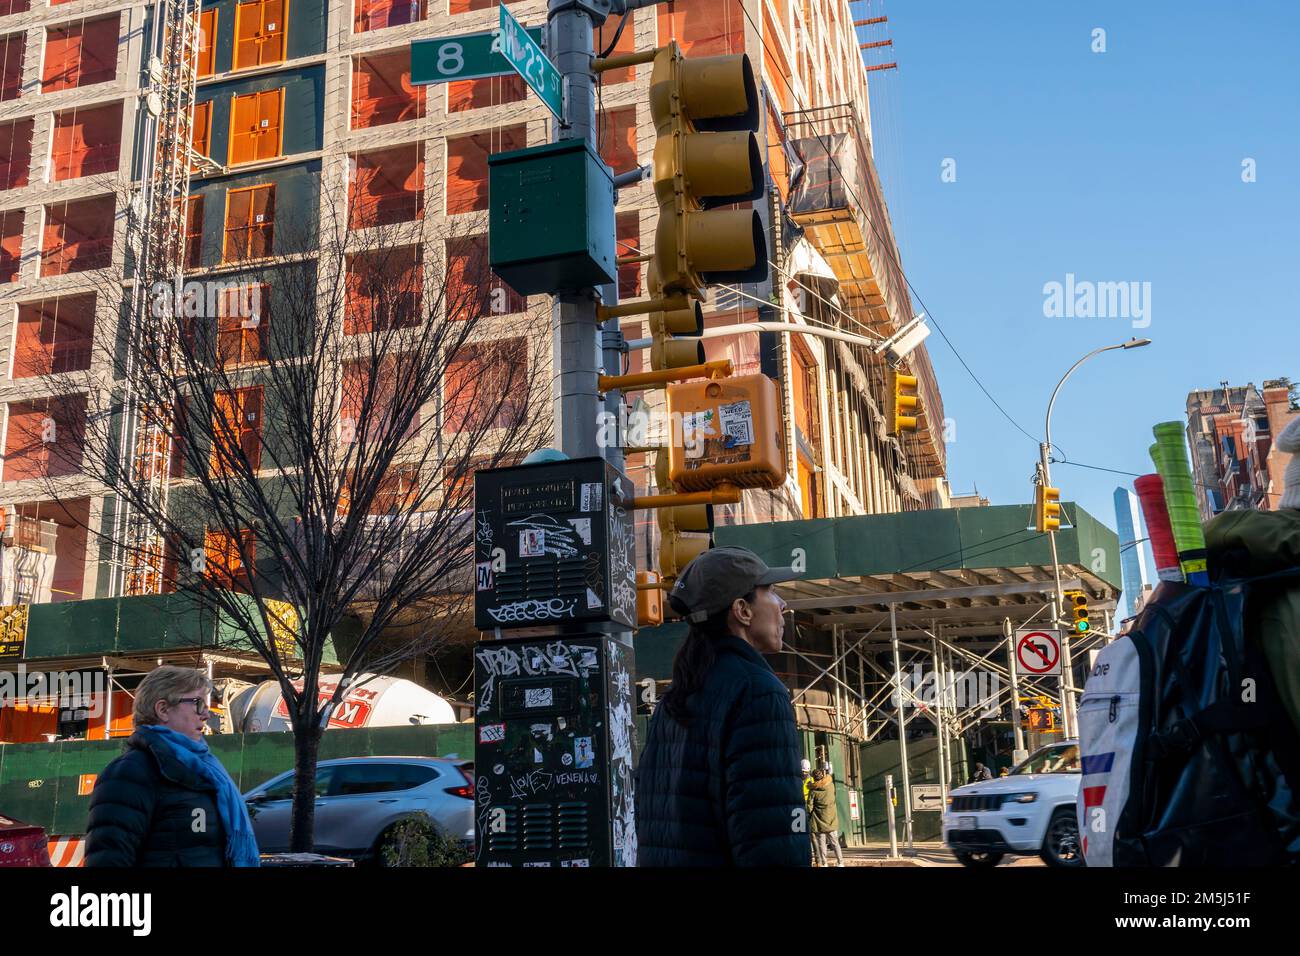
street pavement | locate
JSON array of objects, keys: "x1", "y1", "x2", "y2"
[{"x1": 831, "y1": 841, "x2": 1045, "y2": 867}]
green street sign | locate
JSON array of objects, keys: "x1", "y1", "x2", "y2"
[
  {"x1": 410, "y1": 24, "x2": 544, "y2": 86},
  {"x1": 499, "y1": 4, "x2": 563, "y2": 120}
]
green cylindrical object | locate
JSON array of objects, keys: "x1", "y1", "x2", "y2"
[{"x1": 1152, "y1": 421, "x2": 1207, "y2": 573}]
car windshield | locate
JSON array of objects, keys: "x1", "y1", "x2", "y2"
[{"x1": 1011, "y1": 744, "x2": 1080, "y2": 775}]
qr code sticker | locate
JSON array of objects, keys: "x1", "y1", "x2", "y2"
[{"x1": 718, "y1": 401, "x2": 754, "y2": 446}]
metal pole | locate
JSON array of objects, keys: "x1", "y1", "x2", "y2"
[
  {"x1": 1040, "y1": 445, "x2": 1074, "y2": 739},
  {"x1": 889, "y1": 604, "x2": 913, "y2": 850},
  {"x1": 884, "y1": 773, "x2": 899, "y2": 859},
  {"x1": 103, "y1": 664, "x2": 113, "y2": 740},
  {"x1": 1005, "y1": 618, "x2": 1026, "y2": 761},
  {"x1": 931, "y1": 633, "x2": 947, "y2": 807},
  {"x1": 547, "y1": 0, "x2": 637, "y2": 867},
  {"x1": 1103, "y1": 608, "x2": 1113, "y2": 645}
]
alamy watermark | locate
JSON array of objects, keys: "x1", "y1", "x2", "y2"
[
  {"x1": 891, "y1": 664, "x2": 1002, "y2": 713},
  {"x1": 0, "y1": 667, "x2": 107, "y2": 717},
  {"x1": 150, "y1": 278, "x2": 262, "y2": 326},
  {"x1": 595, "y1": 406, "x2": 709, "y2": 457},
  {"x1": 1042, "y1": 273, "x2": 1152, "y2": 329}
]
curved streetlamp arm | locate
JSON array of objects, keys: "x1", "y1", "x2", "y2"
[{"x1": 1044, "y1": 344, "x2": 1127, "y2": 460}]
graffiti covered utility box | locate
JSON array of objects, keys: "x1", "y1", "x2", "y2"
[
  {"x1": 473, "y1": 457, "x2": 637, "y2": 635},
  {"x1": 474, "y1": 635, "x2": 637, "y2": 867}
]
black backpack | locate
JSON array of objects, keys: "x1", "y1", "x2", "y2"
[{"x1": 1077, "y1": 570, "x2": 1300, "y2": 866}]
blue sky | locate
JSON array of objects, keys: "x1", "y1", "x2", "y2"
[{"x1": 859, "y1": 1, "x2": 1299, "y2": 536}]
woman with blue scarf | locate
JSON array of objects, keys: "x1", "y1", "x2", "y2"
[{"x1": 87, "y1": 665, "x2": 260, "y2": 867}]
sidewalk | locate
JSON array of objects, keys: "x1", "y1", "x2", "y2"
[{"x1": 827, "y1": 842, "x2": 1044, "y2": 867}]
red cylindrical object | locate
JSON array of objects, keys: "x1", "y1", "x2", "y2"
[{"x1": 1135, "y1": 474, "x2": 1181, "y2": 581}]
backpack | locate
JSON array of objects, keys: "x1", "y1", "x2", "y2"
[{"x1": 1076, "y1": 570, "x2": 1300, "y2": 866}]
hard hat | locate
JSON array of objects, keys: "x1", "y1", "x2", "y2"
[{"x1": 800, "y1": 759, "x2": 811, "y2": 773}]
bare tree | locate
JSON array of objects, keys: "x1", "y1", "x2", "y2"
[{"x1": 40, "y1": 176, "x2": 551, "y2": 851}]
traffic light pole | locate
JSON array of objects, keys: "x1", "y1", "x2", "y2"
[
  {"x1": 1040, "y1": 442, "x2": 1075, "y2": 739},
  {"x1": 546, "y1": 0, "x2": 638, "y2": 867}
]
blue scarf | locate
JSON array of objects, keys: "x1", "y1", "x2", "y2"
[{"x1": 139, "y1": 725, "x2": 261, "y2": 867}]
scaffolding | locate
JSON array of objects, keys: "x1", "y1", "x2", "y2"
[{"x1": 109, "y1": 0, "x2": 205, "y2": 597}]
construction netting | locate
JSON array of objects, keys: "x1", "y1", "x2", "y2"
[
  {"x1": 40, "y1": 195, "x2": 114, "y2": 276},
  {"x1": 13, "y1": 294, "x2": 95, "y2": 379},
  {"x1": 656, "y1": 0, "x2": 745, "y2": 56},
  {"x1": 349, "y1": 143, "x2": 424, "y2": 229},
  {"x1": 445, "y1": 125, "x2": 526, "y2": 215},
  {"x1": 50, "y1": 101, "x2": 122, "y2": 181},
  {"x1": 0, "y1": 117, "x2": 32, "y2": 189},
  {"x1": 352, "y1": 50, "x2": 425, "y2": 128},
  {"x1": 42, "y1": 14, "x2": 118, "y2": 92}
]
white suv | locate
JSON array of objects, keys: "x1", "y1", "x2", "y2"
[{"x1": 941, "y1": 741, "x2": 1084, "y2": 868}]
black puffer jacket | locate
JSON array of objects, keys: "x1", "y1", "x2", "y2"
[
  {"x1": 85, "y1": 731, "x2": 228, "y2": 867},
  {"x1": 636, "y1": 636, "x2": 808, "y2": 866}
]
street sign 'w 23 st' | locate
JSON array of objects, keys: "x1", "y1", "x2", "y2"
[
  {"x1": 410, "y1": 24, "x2": 545, "y2": 86},
  {"x1": 499, "y1": 4, "x2": 564, "y2": 120}
]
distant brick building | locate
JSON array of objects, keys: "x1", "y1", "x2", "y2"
[{"x1": 1186, "y1": 378, "x2": 1300, "y2": 521}]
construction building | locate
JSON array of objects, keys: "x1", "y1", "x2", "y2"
[{"x1": 1186, "y1": 378, "x2": 1299, "y2": 520}]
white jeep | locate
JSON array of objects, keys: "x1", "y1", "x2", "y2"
[{"x1": 941, "y1": 741, "x2": 1084, "y2": 868}]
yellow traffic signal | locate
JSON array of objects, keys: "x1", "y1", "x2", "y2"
[
  {"x1": 647, "y1": 270, "x2": 705, "y2": 372},
  {"x1": 649, "y1": 42, "x2": 767, "y2": 299},
  {"x1": 654, "y1": 451, "x2": 714, "y2": 581},
  {"x1": 1065, "y1": 589, "x2": 1090, "y2": 634},
  {"x1": 890, "y1": 370, "x2": 919, "y2": 433},
  {"x1": 1035, "y1": 483, "x2": 1062, "y2": 533}
]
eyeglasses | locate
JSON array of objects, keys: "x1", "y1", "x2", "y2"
[{"x1": 172, "y1": 697, "x2": 212, "y2": 713}]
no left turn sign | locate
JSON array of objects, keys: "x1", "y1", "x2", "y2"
[{"x1": 1015, "y1": 629, "x2": 1062, "y2": 676}]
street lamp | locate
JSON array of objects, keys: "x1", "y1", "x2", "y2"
[{"x1": 1040, "y1": 337, "x2": 1151, "y2": 738}]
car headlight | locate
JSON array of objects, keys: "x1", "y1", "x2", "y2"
[{"x1": 1006, "y1": 792, "x2": 1038, "y2": 804}]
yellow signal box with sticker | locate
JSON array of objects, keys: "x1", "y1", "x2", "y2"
[{"x1": 665, "y1": 373, "x2": 785, "y2": 492}]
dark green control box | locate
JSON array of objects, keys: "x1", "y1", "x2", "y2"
[{"x1": 488, "y1": 139, "x2": 617, "y2": 295}]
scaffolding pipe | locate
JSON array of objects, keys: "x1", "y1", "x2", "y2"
[
  {"x1": 1005, "y1": 618, "x2": 1026, "y2": 759},
  {"x1": 890, "y1": 604, "x2": 913, "y2": 850},
  {"x1": 931, "y1": 633, "x2": 947, "y2": 806}
]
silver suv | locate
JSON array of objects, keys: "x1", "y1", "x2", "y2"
[{"x1": 244, "y1": 757, "x2": 474, "y2": 863}]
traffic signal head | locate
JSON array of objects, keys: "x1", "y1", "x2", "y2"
[
  {"x1": 1067, "y1": 590, "x2": 1090, "y2": 633},
  {"x1": 649, "y1": 42, "x2": 767, "y2": 298},
  {"x1": 1035, "y1": 483, "x2": 1062, "y2": 533},
  {"x1": 647, "y1": 270, "x2": 705, "y2": 371},
  {"x1": 654, "y1": 451, "x2": 714, "y2": 581},
  {"x1": 891, "y1": 371, "x2": 919, "y2": 433}
]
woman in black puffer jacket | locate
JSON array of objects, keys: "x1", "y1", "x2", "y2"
[
  {"x1": 636, "y1": 547, "x2": 809, "y2": 867},
  {"x1": 86, "y1": 666, "x2": 259, "y2": 867}
]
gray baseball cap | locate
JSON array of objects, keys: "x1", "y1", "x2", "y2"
[{"x1": 668, "y1": 546, "x2": 799, "y2": 623}]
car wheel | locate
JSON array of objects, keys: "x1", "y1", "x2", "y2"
[
  {"x1": 954, "y1": 850, "x2": 1004, "y2": 867},
  {"x1": 1039, "y1": 807, "x2": 1085, "y2": 867}
]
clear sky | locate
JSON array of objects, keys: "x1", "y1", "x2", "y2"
[{"x1": 858, "y1": 0, "x2": 1299, "y2": 536}]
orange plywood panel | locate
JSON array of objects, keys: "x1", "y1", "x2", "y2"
[
  {"x1": 352, "y1": 50, "x2": 425, "y2": 127},
  {"x1": 13, "y1": 293, "x2": 95, "y2": 379},
  {"x1": 445, "y1": 125, "x2": 525, "y2": 215},
  {"x1": 43, "y1": 15, "x2": 118, "y2": 92},
  {"x1": 446, "y1": 73, "x2": 525, "y2": 113},
  {"x1": 657, "y1": 0, "x2": 744, "y2": 56},
  {"x1": 2, "y1": 394, "x2": 87, "y2": 481},
  {"x1": 344, "y1": 246, "x2": 421, "y2": 333},
  {"x1": 595, "y1": 14, "x2": 636, "y2": 84},
  {"x1": 445, "y1": 234, "x2": 523, "y2": 320},
  {"x1": 0, "y1": 208, "x2": 22, "y2": 282},
  {"x1": 234, "y1": 0, "x2": 286, "y2": 71},
  {"x1": 224, "y1": 183, "x2": 274, "y2": 261},
  {"x1": 51, "y1": 101, "x2": 123, "y2": 181},
  {"x1": 1, "y1": 33, "x2": 25, "y2": 102},
  {"x1": 192, "y1": 100, "x2": 212, "y2": 165},
  {"x1": 443, "y1": 338, "x2": 527, "y2": 433},
  {"x1": 209, "y1": 386, "x2": 263, "y2": 474},
  {"x1": 616, "y1": 211, "x2": 640, "y2": 300},
  {"x1": 41, "y1": 195, "x2": 115, "y2": 277},
  {"x1": 197, "y1": 8, "x2": 217, "y2": 76},
  {"x1": 355, "y1": 0, "x2": 425, "y2": 32},
  {"x1": 0, "y1": 117, "x2": 32, "y2": 190},
  {"x1": 216, "y1": 282, "x2": 268, "y2": 366},
  {"x1": 349, "y1": 143, "x2": 423, "y2": 229},
  {"x1": 599, "y1": 106, "x2": 637, "y2": 175},
  {"x1": 229, "y1": 88, "x2": 282, "y2": 164}
]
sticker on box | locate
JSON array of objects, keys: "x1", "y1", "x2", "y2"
[
  {"x1": 719, "y1": 400, "x2": 755, "y2": 446},
  {"x1": 476, "y1": 562, "x2": 493, "y2": 591},
  {"x1": 519, "y1": 529, "x2": 545, "y2": 558},
  {"x1": 567, "y1": 517, "x2": 592, "y2": 545},
  {"x1": 478, "y1": 723, "x2": 505, "y2": 743},
  {"x1": 587, "y1": 588, "x2": 603, "y2": 609},
  {"x1": 560, "y1": 858, "x2": 590, "y2": 867},
  {"x1": 574, "y1": 736, "x2": 594, "y2": 769},
  {"x1": 580, "y1": 482, "x2": 603, "y2": 513},
  {"x1": 524, "y1": 687, "x2": 554, "y2": 708}
]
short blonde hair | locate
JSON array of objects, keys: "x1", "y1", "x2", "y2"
[{"x1": 133, "y1": 666, "x2": 213, "y2": 727}]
